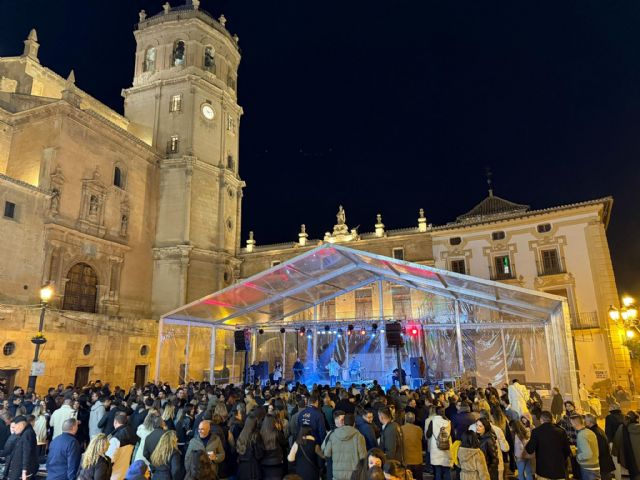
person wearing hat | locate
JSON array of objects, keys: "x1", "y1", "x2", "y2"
[{"x1": 3, "y1": 415, "x2": 38, "y2": 480}]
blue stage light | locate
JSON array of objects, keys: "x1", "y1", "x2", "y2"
[{"x1": 380, "y1": 328, "x2": 385, "y2": 333}]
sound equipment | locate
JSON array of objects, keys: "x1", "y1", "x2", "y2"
[
  {"x1": 385, "y1": 322, "x2": 404, "y2": 347},
  {"x1": 410, "y1": 356, "x2": 423, "y2": 378},
  {"x1": 256, "y1": 361, "x2": 269, "y2": 382},
  {"x1": 234, "y1": 329, "x2": 251, "y2": 351}
]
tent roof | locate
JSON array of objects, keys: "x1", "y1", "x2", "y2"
[{"x1": 162, "y1": 244, "x2": 565, "y2": 327}]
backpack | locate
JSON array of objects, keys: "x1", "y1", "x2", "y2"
[{"x1": 437, "y1": 425, "x2": 450, "y2": 450}]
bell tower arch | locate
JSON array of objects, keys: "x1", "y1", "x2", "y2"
[{"x1": 123, "y1": 2, "x2": 244, "y2": 316}]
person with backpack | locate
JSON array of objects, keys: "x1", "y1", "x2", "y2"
[
  {"x1": 427, "y1": 406, "x2": 452, "y2": 480},
  {"x1": 401, "y1": 412, "x2": 424, "y2": 480}
]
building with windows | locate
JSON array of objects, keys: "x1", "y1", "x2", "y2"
[{"x1": 0, "y1": 1, "x2": 630, "y2": 392}]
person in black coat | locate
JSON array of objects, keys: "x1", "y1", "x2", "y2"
[
  {"x1": 525, "y1": 410, "x2": 571, "y2": 480},
  {"x1": 149, "y1": 430, "x2": 185, "y2": 480},
  {"x1": 236, "y1": 416, "x2": 264, "y2": 480},
  {"x1": 0, "y1": 411, "x2": 12, "y2": 455},
  {"x1": 605, "y1": 404, "x2": 625, "y2": 443},
  {"x1": 476, "y1": 417, "x2": 500, "y2": 480},
  {"x1": 144, "y1": 422, "x2": 167, "y2": 463},
  {"x1": 586, "y1": 414, "x2": 616, "y2": 480},
  {"x1": 3, "y1": 416, "x2": 38, "y2": 480}
]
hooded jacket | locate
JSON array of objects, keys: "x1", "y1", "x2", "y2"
[
  {"x1": 322, "y1": 425, "x2": 366, "y2": 480},
  {"x1": 89, "y1": 401, "x2": 105, "y2": 439},
  {"x1": 457, "y1": 447, "x2": 490, "y2": 480}
]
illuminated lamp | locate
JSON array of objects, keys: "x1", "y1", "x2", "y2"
[
  {"x1": 360, "y1": 328, "x2": 366, "y2": 335},
  {"x1": 411, "y1": 326, "x2": 418, "y2": 336},
  {"x1": 627, "y1": 329, "x2": 636, "y2": 339}
]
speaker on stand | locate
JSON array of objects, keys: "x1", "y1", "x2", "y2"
[{"x1": 234, "y1": 329, "x2": 251, "y2": 384}]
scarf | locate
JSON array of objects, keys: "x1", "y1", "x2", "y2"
[{"x1": 623, "y1": 425, "x2": 639, "y2": 477}]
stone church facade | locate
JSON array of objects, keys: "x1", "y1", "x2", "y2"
[{"x1": 0, "y1": 2, "x2": 631, "y2": 392}]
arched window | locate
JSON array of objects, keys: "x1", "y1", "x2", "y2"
[
  {"x1": 204, "y1": 46, "x2": 215, "y2": 72},
  {"x1": 113, "y1": 166, "x2": 124, "y2": 188},
  {"x1": 172, "y1": 40, "x2": 186, "y2": 66},
  {"x1": 143, "y1": 47, "x2": 156, "y2": 72},
  {"x1": 227, "y1": 155, "x2": 234, "y2": 170},
  {"x1": 63, "y1": 263, "x2": 98, "y2": 313}
]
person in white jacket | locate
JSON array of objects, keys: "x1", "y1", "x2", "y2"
[
  {"x1": 428, "y1": 407, "x2": 452, "y2": 480},
  {"x1": 470, "y1": 410, "x2": 510, "y2": 480},
  {"x1": 50, "y1": 397, "x2": 77, "y2": 439},
  {"x1": 508, "y1": 379, "x2": 530, "y2": 419},
  {"x1": 88, "y1": 392, "x2": 105, "y2": 439}
]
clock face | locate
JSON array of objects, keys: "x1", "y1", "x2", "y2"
[{"x1": 201, "y1": 104, "x2": 215, "y2": 120}]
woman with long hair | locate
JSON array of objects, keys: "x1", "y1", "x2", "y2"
[
  {"x1": 236, "y1": 415, "x2": 264, "y2": 480},
  {"x1": 77, "y1": 434, "x2": 112, "y2": 480},
  {"x1": 133, "y1": 410, "x2": 161, "y2": 464},
  {"x1": 260, "y1": 414, "x2": 287, "y2": 479},
  {"x1": 383, "y1": 460, "x2": 411, "y2": 480},
  {"x1": 213, "y1": 401, "x2": 228, "y2": 421},
  {"x1": 287, "y1": 425, "x2": 323, "y2": 480},
  {"x1": 162, "y1": 403, "x2": 176, "y2": 430},
  {"x1": 509, "y1": 419, "x2": 533, "y2": 480},
  {"x1": 31, "y1": 402, "x2": 48, "y2": 457},
  {"x1": 457, "y1": 431, "x2": 490, "y2": 480},
  {"x1": 475, "y1": 418, "x2": 500, "y2": 480},
  {"x1": 150, "y1": 430, "x2": 185, "y2": 480}
]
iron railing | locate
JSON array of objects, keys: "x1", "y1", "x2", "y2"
[
  {"x1": 571, "y1": 311, "x2": 600, "y2": 329},
  {"x1": 536, "y1": 256, "x2": 566, "y2": 276}
]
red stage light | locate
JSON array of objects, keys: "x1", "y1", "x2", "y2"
[{"x1": 411, "y1": 327, "x2": 418, "y2": 336}]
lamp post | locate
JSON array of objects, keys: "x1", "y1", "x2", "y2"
[
  {"x1": 27, "y1": 284, "x2": 54, "y2": 393},
  {"x1": 609, "y1": 295, "x2": 639, "y2": 340}
]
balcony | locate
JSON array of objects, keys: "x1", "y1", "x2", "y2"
[
  {"x1": 536, "y1": 257, "x2": 566, "y2": 276},
  {"x1": 489, "y1": 265, "x2": 516, "y2": 281},
  {"x1": 571, "y1": 311, "x2": 600, "y2": 329}
]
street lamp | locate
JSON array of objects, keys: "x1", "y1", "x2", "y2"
[
  {"x1": 27, "y1": 283, "x2": 54, "y2": 393},
  {"x1": 609, "y1": 296, "x2": 638, "y2": 326}
]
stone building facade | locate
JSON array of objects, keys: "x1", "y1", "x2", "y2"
[{"x1": 0, "y1": 2, "x2": 630, "y2": 392}]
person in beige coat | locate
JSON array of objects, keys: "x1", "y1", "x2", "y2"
[
  {"x1": 401, "y1": 412, "x2": 425, "y2": 480},
  {"x1": 458, "y1": 431, "x2": 490, "y2": 480}
]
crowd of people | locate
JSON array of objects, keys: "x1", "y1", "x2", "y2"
[{"x1": 0, "y1": 375, "x2": 637, "y2": 480}]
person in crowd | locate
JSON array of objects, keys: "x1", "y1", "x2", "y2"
[
  {"x1": 605, "y1": 403, "x2": 625, "y2": 443},
  {"x1": 126, "y1": 460, "x2": 150, "y2": 480},
  {"x1": 559, "y1": 401, "x2": 579, "y2": 445},
  {"x1": 298, "y1": 394, "x2": 327, "y2": 445},
  {"x1": 378, "y1": 406, "x2": 403, "y2": 463},
  {"x1": 585, "y1": 413, "x2": 615, "y2": 480},
  {"x1": 50, "y1": 396, "x2": 77, "y2": 439},
  {"x1": 509, "y1": 419, "x2": 532, "y2": 480},
  {"x1": 427, "y1": 406, "x2": 452, "y2": 480},
  {"x1": 0, "y1": 410, "x2": 12, "y2": 454},
  {"x1": 293, "y1": 358, "x2": 305, "y2": 384},
  {"x1": 323, "y1": 395, "x2": 336, "y2": 430},
  {"x1": 287, "y1": 425, "x2": 323, "y2": 479},
  {"x1": 453, "y1": 401, "x2": 478, "y2": 440},
  {"x1": 31, "y1": 402, "x2": 48, "y2": 458},
  {"x1": 322, "y1": 412, "x2": 366, "y2": 480},
  {"x1": 328, "y1": 357, "x2": 341, "y2": 387},
  {"x1": 161, "y1": 403, "x2": 176, "y2": 431},
  {"x1": 382, "y1": 459, "x2": 411, "y2": 480},
  {"x1": 184, "y1": 419, "x2": 225, "y2": 480},
  {"x1": 46, "y1": 417, "x2": 82, "y2": 480},
  {"x1": 273, "y1": 362, "x2": 283, "y2": 386},
  {"x1": 77, "y1": 433, "x2": 112, "y2": 480},
  {"x1": 470, "y1": 410, "x2": 509, "y2": 480},
  {"x1": 525, "y1": 410, "x2": 570, "y2": 480},
  {"x1": 572, "y1": 414, "x2": 601, "y2": 480},
  {"x1": 259, "y1": 414, "x2": 288, "y2": 480},
  {"x1": 3, "y1": 415, "x2": 38, "y2": 480},
  {"x1": 550, "y1": 387, "x2": 564, "y2": 423},
  {"x1": 401, "y1": 411, "x2": 425, "y2": 479},
  {"x1": 106, "y1": 411, "x2": 138, "y2": 480},
  {"x1": 355, "y1": 408, "x2": 377, "y2": 451},
  {"x1": 235, "y1": 415, "x2": 264, "y2": 480},
  {"x1": 143, "y1": 415, "x2": 167, "y2": 463},
  {"x1": 445, "y1": 396, "x2": 458, "y2": 422},
  {"x1": 476, "y1": 417, "x2": 500, "y2": 480},
  {"x1": 457, "y1": 430, "x2": 490, "y2": 480},
  {"x1": 612, "y1": 410, "x2": 640, "y2": 478},
  {"x1": 134, "y1": 410, "x2": 161, "y2": 464},
  {"x1": 149, "y1": 430, "x2": 185, "y2": 480},
  {"x1": 507, "y1": 380, "x2": 530, "y2": 420}
]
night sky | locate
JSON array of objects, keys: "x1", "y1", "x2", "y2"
[{"x1": 2, "y1": 0, "x2": 639, "y2": 295}]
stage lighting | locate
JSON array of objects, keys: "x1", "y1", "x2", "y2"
[
  {"x1": 360, "y1": 329, "x2": 366, "y2": 335},
  {"x1": 300, "y1": 326, "x2": 306, "y2": 334},
  {"x1": 410, "y1": 327, "x2": 418, "y2": 336},
  {"x1": 324, "y1": 325, "x2": 330, "y2": 331},
  {"x1": 258, "y1": 329, "x2": 264, "y2": 335},
  {"x1": 372, "y1": 323, "x2": 378, "y2": 331},
  {"x1": 380, "y1": 328, "x2": 385, "y2": 333},
  {"x1": 332, "y1": 330, "x2": 338, "y2": 334},
  {"x1": 280, "y1": 328, "x2": 285, "y2": 334},
  {"x1": 348, "y1": 324, "x2": 354, "y2": 331},
  {"x1": 307, "y1": 333, "x2": 312, "y2": 339}
]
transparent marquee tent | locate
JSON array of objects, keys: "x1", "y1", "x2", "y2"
[{"x1": 158, "y1": 244, "x2": 579, "y2": 400}]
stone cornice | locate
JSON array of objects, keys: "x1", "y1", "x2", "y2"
[
  {"x1": 0, "y1": 173, "x2": 49, "y2": 196},
  {"x1": 45, "y1": 223, "x2": 131, "y2": 253}
]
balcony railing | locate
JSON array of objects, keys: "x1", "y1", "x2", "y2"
[
  {"x1": 489, "y1": 265, "x2": 516, "y2": 281},
  {"x1": 536, "y1": 257, "x2": 566, "y2": 276},
  {"x1": 571, "y1": 311, "x2": 600, "y2": 329}
]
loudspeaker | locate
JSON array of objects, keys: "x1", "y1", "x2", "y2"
[
  {"x1": 234, "y1": 329, "x2": 251, "y2": 351},
  {"x1": 385, "y1": 322, "x2": 404, "y2": 347},
  {"x1": 256, "y1": 361, "x2": 269, "y2": 381},
  {"x1": 410, "y1": 357, "x2": 423, "y2": 378}
]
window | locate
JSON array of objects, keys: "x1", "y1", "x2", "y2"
[
  {"x1": 537, "y1": 223, "x2": 552, "y2": 233},
  {"x1": 2, "y1": 342, "x2": 16, "y2": 356},
  {"x1": 227, "y1": 115, "x2": 236, "y2": 133},
  {"x1": 271, "y1": 260, "x2": 281, "y2": 267},
  {"x1": 204, "y1": 46, "x2": 215, "y2": 71},
  {"x1": 3, "y1": 201, "x2": 16, "y2": 219},
  {"x1": 83, "y1": 344, "x2": 91, "y2": 356},
  {"x1": 62, "y1": 263, "x2": 98, "y2": 313},
  {"x1": 491, "y1": 231, "x2": 505, "y2": 241},
  {"x1": 392, "y1": 248, "x2": 405, "y2": 260},
  {"x1": 540, "y1": 248, "x2": 562, "y2": 275},
  {"x1": 227, "y1": 155, "x2": 235, "y2": 170},
  {"x1": 172, "y1": 40, "x2": 186, "y2": 66},
  {"x1": 143, "y1": 47, "x2": 156, "y2": 72},
  {"x1": 355, "y1": 288, "x2": 373, "y2": 319},
  {"x1": 168, "y1": 135, "x2": 179, "y2": 154},
  {"x1": 113, "y1": 166, "x2": 123, "y2": 188},
  {"x1": 391, "y1": 286, "x2": 412, "y2": 319},
  {"x1": 450, "y1": 259, "x2": 466, "y2": 274},
  {"x1": 449, "y1": 237, "x2": 462, "y2": 246},
  {"x1": 140, "y1": 345, "x2": 150, "y2": 356},
  {"x1": 493, "y1": 255, "x2": 512, "y2": 279},
  {"x1": 170, "y1": 94, "x2": 182, "y2": 112}
]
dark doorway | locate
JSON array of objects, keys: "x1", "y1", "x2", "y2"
[
  {"x1": 0, "y1": 369, "x2": 17, "y2": 391},
  {"x1": 134, "y1": 365, "x2": 147, "y2": 387},
  {"x1": 74, "y1": 367, "x2": 91, "y2": 387},
  {"x1": 179, "y1": 364, "x2": 186, "y2": 385}
]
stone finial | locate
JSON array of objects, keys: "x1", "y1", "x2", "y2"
[
  {"x1": 298, "y1": 224, "x2": 308, "y2": 247},
  {"x1": 246, "y1": 231, "x2": 256, "y2": 252},
  {"x1": 192, "y1": 0, "x2": 200, "y2": 9},
  {"x1": 233, "y1": 34, "x2": 239, "y2": 43},
  {"x1": 138, "y1": 10, "x2": 147, "y2": 22},
  {"x1": 66, "y1": 70, "x2": 76, "y2": 85},
  {"x1": 375, "y1": 213, "x2": 385, "y2": 238},
  {"x1": 219, "y1": 14, "x2": 227, "y2": 26},
  {"x1": 418, "y1": 208, "x2": 428, "y2": 232},
  {"x1": 62, "y1": 70, "x2": 81, "y2": 107},
  {"x1": 163, "y1": 2, "x2": 171, "y2": 14},
  {"x1": 22, "y1": 28, "x2": 40, "y2": 63}
]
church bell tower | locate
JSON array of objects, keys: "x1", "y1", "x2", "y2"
[{"x1": 123, "y1": 1, "x2": 244, "y2": 316}]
